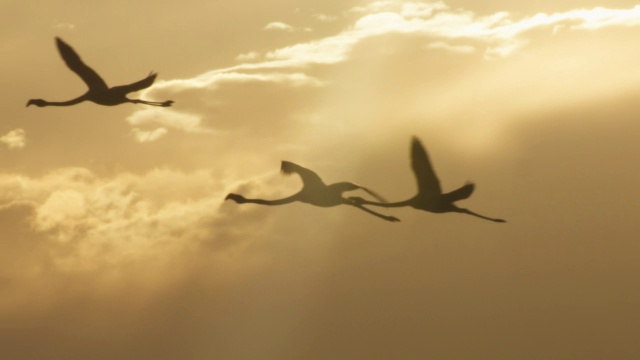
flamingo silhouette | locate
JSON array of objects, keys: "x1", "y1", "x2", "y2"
[
  {"x1": 350, "y1": 137, "x2": 506, "y2": 223},
  {"x1": 225, "y1": 161, "x2": 400, "y2": 222},
  {"x1": 27, "y1": 37, "x2": 173, "y2": 108}
]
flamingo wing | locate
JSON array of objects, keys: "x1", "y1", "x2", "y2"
[
  {"x1": 281, "y1": 161, "x2": 325, "y2": 188},
  {"x1": 442, "y1": 182, "x2": 475, "y2": 203},
  {"x1": 56, "y1": 37, "x2": 108, "y2": 91},
  {"x1": 411, "y1": 136, "x2": 442, "y2": 197},
  {"x1": 111, "y1": 72, "x2": 157, "y2": 95}
]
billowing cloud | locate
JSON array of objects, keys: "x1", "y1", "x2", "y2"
[
  {"x1": 0, "y1": 166, "x2": 280, "y2": 273},
  {"x1": 0, "y1": 128, "x2": 26, "y2": 150}
]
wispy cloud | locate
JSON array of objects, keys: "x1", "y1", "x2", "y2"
[
  {"x1": 126, "y1": 2, "x2": 640, "y2": 139},
  {"x1": 131, "y1": 127, "x2": 168, "y2": 143},
  {"x1": 235, "y1": 51, "x2": 261, "y2": 62},
  {"x1": 256, "y1": 2, "x2": 640, "y2": 66},
  {"x1": 264, "y1": 21, "x2": 295, "y2": 32},
  {"x1": 313, "y1": 13, "x2": 338, "y2": 22},
  {"x1": 264, "y1": 21, "x2": 312, "y2": 33},
  {"x1": 134, "y1": 72, "x2": 323, "y2": 136},
  {"x1": 53, "y1": 22, "x2": 76, "y2": 30},
  {"x1": 126, "y1": 108, "x2": 208, "y2": 134}
]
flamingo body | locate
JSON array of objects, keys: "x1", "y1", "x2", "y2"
[
  {"x1": 226, "y1": 161, "x2": 399, "y2": 222},
  {"x1": 27, "y1": 37, "x2": 173, "y2": 108},
  {"x1": 351, "y1": 137, "x2": 506, "y2": 223}
]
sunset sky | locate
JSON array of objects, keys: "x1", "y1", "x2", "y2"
[{"x1": 3, "y1": 1, "x2": 640, "y2": 358}]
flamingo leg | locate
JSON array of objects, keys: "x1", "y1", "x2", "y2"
[
  {"x1": 461, "y1": 209, "x2": 506, "y2": 223},
  {"x1": 131, "y1": 99, "x2": 174, "y2": 107},
  {"x1": 348, "y1": 202, "x2": 400, "y2": 222}
]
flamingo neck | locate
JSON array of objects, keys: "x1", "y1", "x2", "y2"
[
  {"x1": 41, "y1": 96, "x2": 87, "y2": 106},
  {"x1": 240, "y1": 193, "x2": 300, "y2": 206}
]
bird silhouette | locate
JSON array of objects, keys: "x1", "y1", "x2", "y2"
[
  {"x1": 225, "y1": 161, "x2": 400, "y2": 222},
  {"x1": 27, "y1": 37, "x2": 173, "y2": 108},
  {"x1": 350, "y1": 137, "x2": 506, "y2": 223}
]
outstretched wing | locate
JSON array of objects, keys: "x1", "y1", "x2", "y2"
[
  {"x1": 111, "y1": 72, "x2": 157, "y2": 95},
  {"x1": 55, "y1": 37, "x2": 108, "y2": 91},
  {"x1": 442, "y1": 182, "x2": 474, "y2": 203},
  {"x1": 411, "y1": 136, "x2": 442, "y2": 197},
  {"x1": 281, "y1": 161, "x2": 325, "y2": 187}
]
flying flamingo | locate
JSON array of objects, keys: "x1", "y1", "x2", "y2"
[
  {"x1": 27, "y1": 37, "x2": 173, "y2": 108},
  {"x1": 225, "y1": 161, "x2": 400, "y2": 222},
  {"x1": 350, "y1": 137, "x2": 506, "y2": 223}
]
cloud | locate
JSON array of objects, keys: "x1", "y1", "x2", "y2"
[
  {"x1": 126, "y1": 108, "x2": 209, "y2": 134},
  {"x1": 0, "y1": 166, "x2": 278, "y2": 273},
  {"x1": 264, "y1": 21, "x2": 295, "y2": 32},
  {"x1": 116, "y1": 2, "x2": 640, "y2": 155},
  {"x1": 257, "y1": 2, "x2": 640, "y2": 66},
  {"x1": 0, "y1": 164, "x2": 307, "y2": 358},
  {"x1": 97, "y1": 0, "x2": 640, "y2": 171},
  {"x1": 236, "y1": 51, "x2": 261, "y2": 62},
  {"x1": 0, "y1": 129, "x2": 26, "y2": 150},
  {"x1": 133, "y1": 72, "x2": 323, "y2": 136},
  {"x1": 264, "y1": 21, "x2": 312, "y2": 33},
  {"x1": 313, "y1": 13, "x2": 338, "y2": 22},
  {"x1": 53, "y1": 22, "x2": 75, "y2": 30},
  {"x1": 427, "y1": 40, "x2": 476, "y2": 54},
  {"x1": 351, "y1": 0, "x2": 448, "y2": 17},
  {"x1": 131, "y1": 127, "x2": 169, "y2": 143},
  {"x1": 350, "y1": 1, "x2": 399, "y2": 14}
]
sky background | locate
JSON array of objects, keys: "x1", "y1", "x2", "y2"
[{"x1": 2, "y1": 1, "x2": 640, "y2": 358}]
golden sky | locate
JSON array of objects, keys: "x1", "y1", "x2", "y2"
[{"x1": 3, "y1": 1, "x2": 640, "y2": 358}]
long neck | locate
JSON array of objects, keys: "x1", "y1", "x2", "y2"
[
  {"x1": 459, "y1": 208, "x2": 506, "y2": 223},
  {"x1": 41, "y1": 95, "x2": 87, "y2": 106},
  {"x1": 241, "y1": 194, "x2": 299, "y2": 206}
]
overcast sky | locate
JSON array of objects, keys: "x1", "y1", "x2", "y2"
[{"x1": 3, "y1": 1, "x2": 640, "y2": 358}]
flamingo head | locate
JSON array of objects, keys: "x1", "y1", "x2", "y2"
[
  {"x1": 26, "y1": 99, "x2": 47, "y2": 107},
  {"x1": 225, "y1": 193, "x2": 246, "y2": 204}
]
